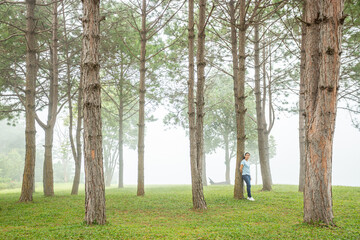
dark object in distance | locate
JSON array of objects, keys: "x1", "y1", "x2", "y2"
[{"x1": 209, "y1": 178, "x2": 230, "y2": 185}]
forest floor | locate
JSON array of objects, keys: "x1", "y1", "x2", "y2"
[{"x1": 0, "y1": 184, "x2": 359, "y2": 239}]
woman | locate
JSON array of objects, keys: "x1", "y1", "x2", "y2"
[{"x1": 240, "y1": 152, "x2": 255, "y2": 201}]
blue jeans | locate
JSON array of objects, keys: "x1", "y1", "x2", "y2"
[{"x1": 242, "y1": 175, "x2": 252, "y2": 198}]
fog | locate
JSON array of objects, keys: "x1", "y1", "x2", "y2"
[
  {"x1": 1, "y1": 106, "x2": 359, "y2": 187},
  {"x1": 118, "y1": 107, "x2": 360, "y2": 187}
]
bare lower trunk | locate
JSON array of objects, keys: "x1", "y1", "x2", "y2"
[
  {"x1": 262, "y1": 131, "x2": 272, "y2": 190},
  {"x1": 233, "y1": 0, "x2": 246, "y2": 199},
  {"x1": 19, "y1": 0, "x2": 37, "y2": 203},
  {"x1": 137, "y1": 0, "x2": 147, "y2": 197},
  {"x1": 71, "y1": 81, "x2": 83, "y2": 195},
  {"x1": 303, "y1": 0, "x2": 344, "y2": 225},
  {"x1": 188, "y1": 0, "x2": 206, "y2": 210},
  {"x1": 298, "y1": 1, "x2": 306, "y2": 192},
  {"x1": 43, "y1": 126, "x2": 54, "y2": 196},
  {"x1": 72, "y1": 160, "x2": 81, "y2": 194},
  {"x1": 82, "y1": 0, "x2": 106, "y2": 225}
]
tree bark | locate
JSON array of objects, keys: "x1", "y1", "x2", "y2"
[
  {"x1": 118, "y1": 91, "x2": 124, "y2": 188},
  {"x1": 303, "y1": 0, "x2": 344, "y2": 225},
  {"x1": 43, "y1": 126, "x2": 55, "y2": 196},
  {"x1": 43, "y1": 0, "x2": 59, "y2": 197},
  {"x1": 137, "y1": 0, "x2": 147, "y2": 197},
  {"x1": 233, "y1": 0, "x2": 246, "y2": 199},
  {"x1": 195, "y1": 0, "x2": 207, "y2": 210},
  {"x1": 118, "y1": 52, "x2": 124, "y2": 188},
  {"x1": 298, "y1": 0, "x2": 306, "y2": 192},
  {"x1": 188, "y1": 0, "x2": 207, "y2": 210},
  {"x1": 71, "y1": 77, "x2": 83, "y2": 195},
  {"x1": 255, "y1": 23, "x2": 272, "y2": 191},
  {"x1": 61, "y1": 0, "x2": 83, "y2": 195},
  {"x1": 19, "y1": 0, "x2": 37, "y2": 202},
  {"x1": 82, "y1": 0, "x2": 106, "y2": 225}
]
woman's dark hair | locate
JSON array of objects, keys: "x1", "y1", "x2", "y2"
[{"x1": 242, "y1": 152, "x2": 250, "y2": 160}]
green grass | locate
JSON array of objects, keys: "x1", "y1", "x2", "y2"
[{"x1": 0, "y1": 184, "x2": 359, "y2": 239}]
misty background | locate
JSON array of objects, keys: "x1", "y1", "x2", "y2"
[{"x1": 1, "y1": 105, "x2": 359, "y2": 188}]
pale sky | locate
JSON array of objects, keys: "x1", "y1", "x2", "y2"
[{"x1": 119, "y1": 107, "x2": 360, "y2": 187}]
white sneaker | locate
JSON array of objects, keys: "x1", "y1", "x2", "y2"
[{"x1": 248, "y1": 197, "x2": 255, "y2": 201}]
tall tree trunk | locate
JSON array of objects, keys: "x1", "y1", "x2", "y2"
[
  {"x1": 118, "y1": 56, "x2": 124, "y2": 188},
  {"x1": 265, "y1": 44, "x2": 273, "y2": 185},
  {"x1": 19, "y1": 0, "x2": 37, "y2": 202},
  {"x1": 298, "y1": 0, "x2": 306, "y2": 192},
  {"x1": 43, "y1": 0, "x2": 59, "y2": 197},
  {"x1": 118, "y1": 100, "x2": 124, "y2": 188},
  {"x1": 137, "y1": 0, "x2": 147, "y2": 197},
  {"x1": 224, "y1": 133, "x2": 230, "y2": 184},
  {"x1": 82, "y1": 0, "x2": 106, "y2": 225},
  {"x1": 61, "y1": 0, "x2": 83, "y2": 195},
  {"x1": 195, "y1": 0, "x2": 207, "y2": 209},
  {"x1": 188, "y1": 0, "x2": 207, "y2": 210},
  {"x1": 303, "y1": 0, "x2": 344, "y2": 225},
  {"x1": 254, "y1": 23, "x2": 272, "y2": 191},
  {"x1": 233, "y1": 0, "x2": 246, "y2": 199},
  {"x1": 71, "y1": 78, "x2": 83, "y2": 195}
]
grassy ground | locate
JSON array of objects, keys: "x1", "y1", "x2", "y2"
[{"x1": 0, "y1": 184, "x2": 359, "y2": 239}]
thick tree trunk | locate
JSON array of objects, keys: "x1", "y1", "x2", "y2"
[
  {"x1": 188, "y1": 0, "x2": 207, "y2": 210},
  {"x1": 19, "y1": 0, "x2": 37, "y2": 202},
  {"x1": 298, "y1": 1, "x2": 306, "y2": 192},
  {"x1": 233, "y1": 0, "x2": 246, "y2": 199},
  {"x1": 254, "y1": 23, "x2": 272, "y2": 191},
  {"x1": 137, "y1": 0, "x2": 146, "y2": 197},
  {"x1": 82, "y1": 0, "x2": 106, "y2": 225},
  {"x1": 303, "y1": 0, "x2": 344, "y2": 225}
]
